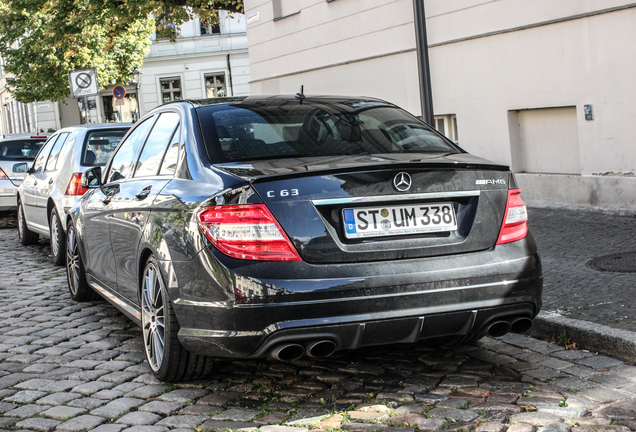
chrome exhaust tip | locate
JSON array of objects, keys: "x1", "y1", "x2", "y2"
[
  {"x1": 305, "y1": 340, "x2": 337, "y2": 359},
  {"x1": 270, "y1": 343, "x2": 305, "y2": 362},
  {"x1": 511, "y1": 317, "x2": 533, "y2": 334},
  {"x1": 487, "y1": 321, "x2": 512, "y2": 337}
]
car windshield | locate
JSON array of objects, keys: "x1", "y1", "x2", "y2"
[
  {"x1": 198, "y1": 100, "x2": 459, "y2": 163},
  {"x1": 81, "y1": 128, "x2": 130, "y2": 166},
  {"x1": 0, "y1": 139, "x2": 46, "y2": 161}
]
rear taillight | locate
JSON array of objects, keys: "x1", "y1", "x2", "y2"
[
  {"x1": 496, "y1": 189, "x2": 528, "y2": 245},
  {"x1": 65, "y1": 173, "x2": 89, "y2": 196},
  {"x1": 0, "y1": 168, "x2": 7, "y2": 179},
  {"x1": 197, "y1": 204, "x2": 301, "y2": 261}
]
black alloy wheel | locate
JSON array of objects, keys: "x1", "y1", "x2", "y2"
[
  {"x1": 50, "y1": 209, "x2": 66, "y2": 266},
  {"x1": 18, "y1": 200, "x2": 38, "y2": 246},
  {"x1": 141, "y1": 256, "x2": 214, "y2": 381},
  {"x1": 66, "y1": 220, "x2": 98, "y2": 301}
]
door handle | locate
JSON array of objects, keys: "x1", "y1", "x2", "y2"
[{"x1": 136, "y1": 186, "x2": 152, "y2": 200}]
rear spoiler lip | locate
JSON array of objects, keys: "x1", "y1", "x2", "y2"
[{"x1": 215, "y1": 161, "x2": 511, "y2": 184}]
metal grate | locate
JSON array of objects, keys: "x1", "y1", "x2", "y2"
[{"x1": 587, "y1": 251, "x2": 636, "y2": 273}]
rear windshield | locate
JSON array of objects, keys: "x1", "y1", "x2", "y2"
[
  {"x1": 0, "y1": 139, "x2": 46, "y2": 161},
  {"x1": 81, "y1": 128, "x2": 130, "y2": 166},
  {"x1": 198, "y1": 100, "x2": 459, "y2": 163}
]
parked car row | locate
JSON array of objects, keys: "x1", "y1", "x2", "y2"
[
  {"x1": 12, "y1": 96, "x2": 542, "y2": 383},
  {"x1": 0, "y1": 134, "x2": 48, "y2": 211},
  {"x1": 15, "y1": 124, "x2": 131, "y2": 264}
]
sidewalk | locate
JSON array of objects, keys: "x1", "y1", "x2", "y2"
[{"x1": 527, "y1": 207, "x2": 636, "y2": 361}]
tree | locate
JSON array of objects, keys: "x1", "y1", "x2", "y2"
[{"x1": 0, "y1": 0, "x2": 243, "y2": 103}]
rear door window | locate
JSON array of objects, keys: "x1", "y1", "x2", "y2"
[
  {"x1": 106, "y1": 117, "x2": 154, "y2": 183},
  {"x1": 33, "y1": 137, "x2": 58, "y2": 173},
  {"x1": 159, "y1": 125, "x2": 181, "y2": 175},
  {"x1": 45, "y1": 133, "x2": 70, "y2": 172},
  {"x1": 134, "y1": 112, "x2": 180, "y2": 177}
]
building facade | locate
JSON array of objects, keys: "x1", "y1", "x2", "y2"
[
  {"x1": 243, "y1": 0, "x2": 636, "y2": 214},
  {"x1": 1, "y1": 10, "x2": 251, "y2": 136}
]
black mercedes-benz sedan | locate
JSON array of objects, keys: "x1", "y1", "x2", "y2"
[{"x1": 66, "y1": 96, "x2": 542, "y2": 381}]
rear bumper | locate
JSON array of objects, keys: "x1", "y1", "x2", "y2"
[
  {"x1": 168, "y1": 234, "x2": 542, "y2": 358},
  {"x1": 0, "y1": 185, "x2": 17, "y2": 211}
]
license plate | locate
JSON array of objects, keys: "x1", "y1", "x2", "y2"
[{"x1": 343, "y1": 202, "x2": 457, "y2": 239}]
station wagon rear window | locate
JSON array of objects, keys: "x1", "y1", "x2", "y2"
[
  {"x1": 81, "y1": 128, "x2": 130, "y2": 166},
  {"x1": 0, "y1": 139, "x2": 46, "y2": 161},
  {"x1": 198, "y1": 101, "x2": 460, "y2": 163}
]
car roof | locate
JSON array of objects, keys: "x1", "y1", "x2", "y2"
[
  {"x1": 157, "y1": 95, "x2": 392, "y2": 110},
  {"x1": 54, "y1": 123, "x2": 133, "y2": 133},
  {"x1": 0, "y1": 134, "x2": 49, "y2": 141}
]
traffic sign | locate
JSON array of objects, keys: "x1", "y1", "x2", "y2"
[
  {"x1": 113, "y1": 85, "x2": 126, "y2": 99},
  {"x1": 68, "y1": 69, "x2": 100, "y2": 98}
]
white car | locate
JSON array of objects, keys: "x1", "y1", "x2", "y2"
[
  {"x1": 0, "y1": 135, "x2": 48, "y2": 211},
  {"x1": 16, "y1": 124, "x2": 131, "y2": 265}
]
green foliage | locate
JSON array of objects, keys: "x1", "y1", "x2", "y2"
[{"x1": 0, "y1": 0, "x2": 243, "y2": 103}]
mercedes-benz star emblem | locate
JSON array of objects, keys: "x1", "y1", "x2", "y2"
[{"x1": 393, "y1": 172, "x2": 412, "y2": 192}]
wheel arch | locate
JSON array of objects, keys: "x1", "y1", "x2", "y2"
[
  {"x1": 46, "y1": 198, "x2": 56, "y2": 224},
  {"x1": 138, "y1": 247, "x2": 155, "y2": 300}
]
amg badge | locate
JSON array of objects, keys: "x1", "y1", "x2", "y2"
[{"x1": 476, "y1": 179, "x2": 506, "y2": 185}]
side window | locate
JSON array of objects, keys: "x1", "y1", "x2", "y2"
[
  {"x1": 33, "y1": 136, "x2": 58, "y2": 173},
  {"x1": 45, "y1": 133, "x2": 70, "y2": 172},
  {"x1": 106, "y1": 117, "x2": 154, "y2": 183},
  {"x1": 159, "y1": 125, "x2": 181, "y2": 175},
  {"x1": 134, "y1": 112, "x2": 180, "y2": 177}
]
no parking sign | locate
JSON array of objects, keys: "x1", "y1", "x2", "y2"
[{"x1": 113, "y1": 85, "x2": 126, "y2": 99}]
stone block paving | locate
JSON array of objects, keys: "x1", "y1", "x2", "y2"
[
  {"x1": 0, "y1": 214, "x2": 635, "y2": 431},
  {"x1": 528, "y1": 208, "x2": 636, "y2": 331}
]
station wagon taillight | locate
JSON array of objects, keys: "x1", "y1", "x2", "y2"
[
  {"x1": 65, "y1": 173, "x2": 89, "y2": 196},
  {"x1": 197, "y1": 204, "x2": 301, "y2": 261},
  {"x1": 496, "y1": 189, "x2": 528, "y2": 245},
  {"x1": 0, "y1": 168, "x2": 7, "y2": 179}
]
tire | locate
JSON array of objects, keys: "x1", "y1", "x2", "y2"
[
  {"x1": 66, "y1": 220, "x2": 99, "y2": 302},
  {"x1": 141, "y1": 256, "x2": 214, "y2": 382},
  {"x1": 50, "y1": 209, "x2": 66, "y2": 266},
  {"x1": 17, "y1": 200, "x2": 38, "y2": 246}
]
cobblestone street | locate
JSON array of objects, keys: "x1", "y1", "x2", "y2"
[
  {"x1": 528, "y1": 208, "x2": 636, "y2": 331},
  {"x1": 1, "y1": 211, "x2": 636, "y2": 431}
]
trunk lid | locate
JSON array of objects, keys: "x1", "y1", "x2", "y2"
[{"x1": 215, "y1": 153, "x2": 511, "y2": 264}]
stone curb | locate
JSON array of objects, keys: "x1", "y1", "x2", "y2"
[{"x1": 531, "y1": 310, "x2": 636, "y2": 362}]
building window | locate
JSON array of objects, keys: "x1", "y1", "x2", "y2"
[
  {"x1": 200, "y1": 19, "x2": 220, "y2": 35},
  {"x1": 155, "y1": 17, "x2": 178, "y2": 40},
  {"x1": 273, "y1": 0, "x2": 300, "y2": 20},
  {"x1": 160, "y1": 78, "x2": 182, "y2": 103},
  {"x1": 205, "y1": 74, "x2": 226, "y2": 98},
  {"x1": 434, "y1": 114, "x2": 459, "y2": 143}
]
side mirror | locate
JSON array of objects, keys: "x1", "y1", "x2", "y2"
[
  {"x1": 81, "y1": 166, "x2": 102, "y2": 189},
  {"x1": 12, "y1": 163, "x2": 28, "y2": 173}
]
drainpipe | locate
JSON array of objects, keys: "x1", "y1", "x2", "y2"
[{"x1": 413, "y1": 0, "x2": 434, "y2": 125}]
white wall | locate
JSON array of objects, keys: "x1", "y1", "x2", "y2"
[{"x1": 245, "y1": 0, "x2": 417, "y2": 99}]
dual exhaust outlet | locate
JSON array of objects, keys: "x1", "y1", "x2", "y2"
[
  {"x1": 486, "y1": 317, "x2": 533, "y2": 338},
  {"x1": 270, "y1": 339, "x2": 338, "y2": 362},
  {"x1": 269, "y1": 317, "x2": 533, "y2": 362}
]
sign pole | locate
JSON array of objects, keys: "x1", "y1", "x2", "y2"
[{"x1": 83, "y1": 96, "x2": 90, "y2": 124}]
